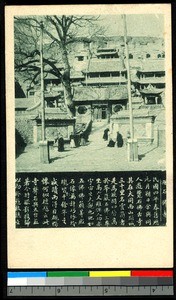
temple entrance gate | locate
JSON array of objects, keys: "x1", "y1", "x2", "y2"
[{"x1": 92, "y1": 104, "x2": 108, "y2": 121}]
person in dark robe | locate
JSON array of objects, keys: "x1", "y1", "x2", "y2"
[
  {"x1": 103, "y1": 128, "x2": 109, "y2": 141},
  {"x1": 55, "y1": 133, "x2": 64, "y2": 152},
  {"x1": 107, "y1": 138, "x2": 115, "y2": 147},
  {"x1": 74, "y1": 134, "x2": 80, "y2": 147},
  {"x1": 116, "y1": 131, "x2": 123, "y2": 148}
]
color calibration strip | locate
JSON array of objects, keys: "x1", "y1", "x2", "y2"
[{"x1": 8, "y1": 270, "x2": 173, "y2": 286}]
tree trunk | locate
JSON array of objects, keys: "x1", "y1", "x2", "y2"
[{"x1": 61, "y1": 45, "x2": 74, "y2": 117}]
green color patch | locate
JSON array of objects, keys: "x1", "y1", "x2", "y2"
[{"x1": 47, "y1": 271, "x2": 89, "y2": 277}]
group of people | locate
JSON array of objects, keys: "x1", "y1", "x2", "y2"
[
  {"x1": 55, "y1": 125, "x2": 129, "y2": 152},
  {"x1": 103, "y1": 127, "x2": 128, "y2": 148},
  {"x1": 70, "y1": 129, "x2": 89, "y2": 148},
  {"x1": 69, "y1": 132, "x2": 85, "y2": 148},
  {"x1": 54, "y1": 129, "x2": 88, "y2": 152}
]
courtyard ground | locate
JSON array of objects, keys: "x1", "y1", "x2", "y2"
[{"x1": 16, "y1": 123, "x2": 165, "y2": 173}]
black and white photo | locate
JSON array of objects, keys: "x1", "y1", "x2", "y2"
[
  {"x1": 14, "y1": 13, "x2": 166, "y2": 172},
  {"x1": 6, "y1": 4, "x2": 173, "y2": 269}
]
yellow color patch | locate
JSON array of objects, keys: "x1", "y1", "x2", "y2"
[{"x1": 89, "y1": 271, "x2": 131, "y2": 277}]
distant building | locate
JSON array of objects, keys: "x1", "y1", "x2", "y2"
[
  {"x1": 83, "y1": 58, "x2": 127, "y2": 87},
  {"x1": 96, "y1": 47, "x2": 119, "y2": 59},
  {"x1": 139, "y1": 84, "x2": 164, "y2": 105},
  {"x1": 71, "y1": 45, "x2": 126, "y2": 85},
  {"x1": 15, "y1": 36, "x2": 165, "y2": 126},
  {"x1": 73, "y1": 85, "x2": 128, "y2": 123},
  {"x1": 71, "y1": 47, "x2": 128, "y2": 122},
  {"x1": 133, "y1": 59, "x2": 165, "y2": 90}
]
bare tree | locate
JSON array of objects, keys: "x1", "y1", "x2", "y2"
[{"x1": 15, "y1": 15, "x2": 105, "y2": 116}]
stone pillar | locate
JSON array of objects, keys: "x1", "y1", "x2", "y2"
[
  {"x1": 39, "y1": 140, "x2": 50, "y2": 164},
  {"x1": 33, "y1": 123, "x2": 38, "y2": 143},
  {"x1": 127, "y1": 139, "x2": 138, "y2": 162}
]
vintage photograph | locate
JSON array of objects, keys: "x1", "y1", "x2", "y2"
[
  {"x1": 6, "y1": 4, "x2": 173, "y2": 268},
  {"x1": 14, "y1": 13, "x2": 166, "y2": 172}
]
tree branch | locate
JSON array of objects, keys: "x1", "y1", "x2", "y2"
[
  {"x1": 46, "y1": 16, "x2": 63, "y2": 41},
  {"x1": 43, "y1": 25, "x2": 61, "y2": 45}
]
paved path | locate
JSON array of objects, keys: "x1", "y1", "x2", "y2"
[{"x1": 16, "y1": 123, "x2": 165, "y2": 172}]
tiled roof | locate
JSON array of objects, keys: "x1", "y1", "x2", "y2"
[
  {"x1": 140, "y1": 85, "x2": 164, "y2": 95},
  {"x1": 36, "y1": 107, "x2": 74, "y2": 120},
  {"x1": 85, "y1": 59, "x2": 126, "y2": 73},
  {"x1": 138, "y1": 59, "x2": 165, "y2": 72},
  {"x1": 73, "y1": 86, "x2": 128, "y2": 102},
  {"x1": 15, "y1": 98, "x2": 35, "y2": 109},
  {"x1": 129, "y1": 60, "x2": 142, "y2": 69}
]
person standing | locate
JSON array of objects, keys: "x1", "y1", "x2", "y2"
[
  {"x1": 107, "y1": 138, "x2": 115, "y2": 147},
  {"x1": 103, "y1": 128, "x2": 109, "y2": 141},
  {"x1": 116, "y1": 131, "x2": 123, "y2": 148},
  {"x1": 55, "y1": 132, "x2": 64, "y2": 152}
]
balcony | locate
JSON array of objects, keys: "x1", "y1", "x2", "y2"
[{"x1": 84, "y1": 77, "x2": 127, "y2": 85}]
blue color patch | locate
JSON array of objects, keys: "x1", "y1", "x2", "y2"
[{"x1": 8, "y1": 272, "x2": 47, "y2": 278}]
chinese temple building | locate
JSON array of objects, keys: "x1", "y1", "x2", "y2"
[
  {"x1": 70, "y1": 47, "x2": 128, "y2": 122},
  {"x1": 44, "y1": 90, "x2": 64, "y2": 108},
  {"x1": 95, "y1": 47, "x2": 119, "y2": 59},
  {"x1": 133, "y1": 59, "x2": 165, "y2": 90},
  {"x1": 83, "y1": 58, "x2": 127, "y2": 87},
  {"x1": 44, "y1": 70, "x2": 85, "y2": 89},
  {"x1": 73, "y1": 85, "x2": 128, "y2": 123},
  {"x1": 15, "y1": 92, "x2": 75, "y2": 144},
  {"x1": 139, "y1": 84, "x2": 164, "y2": 105},
  {"x1": 15, "y1": 40, "x2": 166, "y2": 145}
]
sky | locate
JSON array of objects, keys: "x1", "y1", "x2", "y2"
[{"x1": 99, "y1": 14, "x2": 164, "y2": 37}]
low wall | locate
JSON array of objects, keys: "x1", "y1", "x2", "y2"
[
  {"x1": 34, "y1": 119, "x2": 75, "y2": 143},
  {"x1": 110, "y1": 115, "x2": 156, "y2": 143},
  {"x1": 15, "y1": 115, "x2": 34, "y2": 144}
]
